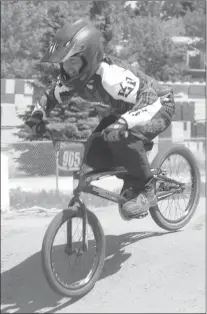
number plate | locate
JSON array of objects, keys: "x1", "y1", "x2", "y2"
[{"x1": 57, "y1": 142, "x2": 85, "y2": 171}]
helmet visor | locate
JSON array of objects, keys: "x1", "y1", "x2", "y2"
[{"x1": 41, "y1": 40, "x2": 86, "y2": 63}]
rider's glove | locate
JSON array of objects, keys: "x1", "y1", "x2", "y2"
[
  {"x1": 103, "y1": 118, "x2": 128, "y2": 142},
  {"x1": 25, "y1": 112, "x2": 46, "y2": 135}
]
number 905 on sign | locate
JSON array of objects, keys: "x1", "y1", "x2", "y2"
[
  {"x1": 62, "y1": 151, "x2": 81, "y2": 169},
  {"x1": 57, "y1": 142, "x2": 85, "y2": 172}
]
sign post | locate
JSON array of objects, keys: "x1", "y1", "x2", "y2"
[{"x1": 1, "y1": 153, "x2": 10, "y2": 212}]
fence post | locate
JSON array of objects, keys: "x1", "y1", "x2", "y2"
[
  {"x1": 1, "y1": 153, "x2": 10, "y2": 212},
  {"x1": 55, "y1": 149, "x2": 59, "y2": 193}
]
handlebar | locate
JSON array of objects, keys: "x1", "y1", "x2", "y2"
[
  {"x1": 43, "y1": 127, "x2": 104, "y2": 146},
  {"x1": 27, "y1": 122, "x2": 129, "y2": 147}
]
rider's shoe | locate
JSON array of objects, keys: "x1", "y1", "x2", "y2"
[{"x1": 122, "y1": 181, "x2": 157, "y2": 219}]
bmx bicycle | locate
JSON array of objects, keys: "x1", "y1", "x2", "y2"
[{"x1": 41, "y1": 128, "x2": 200, "y2": 297}]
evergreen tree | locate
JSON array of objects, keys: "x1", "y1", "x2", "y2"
[
  {"x1": 89, "y1": 0, "x2": 113, "y2": 54},
  {"x1": 111, "y1": 12, "x2": 188, "y2": 81},
  {"x1": 1, "y1": 1, "x2": 46, "y2": 78},
  {"x1": 2, "y1": 0, "x2": 205, "y2": 174}
]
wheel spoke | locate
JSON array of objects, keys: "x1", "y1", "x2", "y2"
[
  {"x1": 157, "y1": 152, "x2": 195, "y2": 222},
  {"x1": 50, "y1": 215, "x2": 99, "y2": 290}
]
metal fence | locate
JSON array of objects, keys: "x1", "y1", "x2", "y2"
[{"x1": 1, "y1": 140, "x2": 56, "y2": 178}]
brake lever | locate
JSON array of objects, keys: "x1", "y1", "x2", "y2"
[
  {"x1": 43, "y1": 129, "x2": 58, "y2": 146},
  {"x1": 43, "y1": 128, "x2": 69, "y2": 147},
  {"x1": 44, "y1": 130, "x2": 52, "y2": 140}
]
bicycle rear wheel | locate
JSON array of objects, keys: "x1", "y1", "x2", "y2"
[
  {"x1": 41, "y1": 207, "x2": 106, "y2": 297},
  {"x1": 150, "y1": 144, "x2": 200, "y2": 231}
]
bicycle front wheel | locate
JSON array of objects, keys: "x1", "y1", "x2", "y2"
[{"x1": 41, "y1": 207, "x2": 106, "y2": 297}]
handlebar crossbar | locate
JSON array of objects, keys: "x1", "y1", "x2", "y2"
[{"x1": 43, "y1": 128, "x2": 104, "y2": 146}]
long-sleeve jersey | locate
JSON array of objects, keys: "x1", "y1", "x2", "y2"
[{"x1": 33, "y1": 59, "x2": 173, "y2": 129}]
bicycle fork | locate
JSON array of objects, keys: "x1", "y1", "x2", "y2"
[{"x1": 65, "y1": 195, "x2": 88, "y2": 256}]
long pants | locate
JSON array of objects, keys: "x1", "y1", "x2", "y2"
[{"x1": 85, "y1": 98, "x2": 174, "y2": 189}]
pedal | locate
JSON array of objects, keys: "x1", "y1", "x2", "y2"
[
  {"x1": 126, "y1": 211, "x2": 149, "y2": 220},
  {"x1": 135, "y1": 212, "x2": 149, "y2": 219}
]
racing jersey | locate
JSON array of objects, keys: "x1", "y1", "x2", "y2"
[{"x1": 33, "y1": 58, "x2": 172, "y2": 129}]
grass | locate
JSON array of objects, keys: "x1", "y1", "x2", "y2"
[
  {"x1": 9, "y1": 176, "x2": 205, "y2": 211},
  {"x1": 10, "y1": 187, "x2": 119, "y2": 211}
]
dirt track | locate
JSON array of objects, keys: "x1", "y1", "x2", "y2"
[{"x1": 1, "y1": 198, "x2": 205, "y2": 313}]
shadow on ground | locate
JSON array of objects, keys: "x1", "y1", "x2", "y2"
[{"x1": 1, "y1": 230, "x2": 177, "y2": 313}]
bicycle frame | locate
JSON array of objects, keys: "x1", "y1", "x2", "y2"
[
  {"x1": 67, "y1": 164, "x2": 185, "y2": 253},
  {"x1": 70, "y1": 167, "x2": 185, "y2": 206},
  {"x1": 48, "y1": 130, "x2": 185, "y2": 253},
  {"x1": 60, "y1": 131, "x2": 185, "y2": 207}
]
